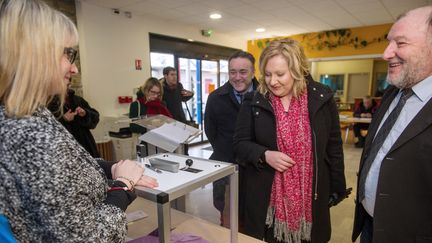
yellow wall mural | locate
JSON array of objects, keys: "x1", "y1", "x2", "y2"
[{"x1": 248, "y1": 23, "x2": 392, "y2": 73}]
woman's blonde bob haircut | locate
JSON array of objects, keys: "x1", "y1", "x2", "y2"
[
  {"x1": 140, "y1": 77, "x2": 164, "y2": 101},
  {"x1": 0, "y1": 0, "x2": 78, "y2": 117},
  {"x1": 258, "y1": 38, "x2": 310, "y2": 98}
]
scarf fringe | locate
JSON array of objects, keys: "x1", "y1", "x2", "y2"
[{"x1": 266, "y1": 206, "x2": 312, "y2": 243}]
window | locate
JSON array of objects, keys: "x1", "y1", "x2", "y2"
[
  {"x1": 150, "y1": 52, "x2": 174, "y2": 78},
  {"x1": 219, "y1": 60, "x2": 228, "y2": 86},
  {"x1": 320, "y1": 74, "x2": 344, "y2": 98}
]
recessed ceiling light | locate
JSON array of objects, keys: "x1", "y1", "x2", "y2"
[
  {"x1": 209, "y1": 13, "x2": 222, "y2": 19},
  {"x1": 256, "y1": 28, "x2": 266, "y2": 33}
]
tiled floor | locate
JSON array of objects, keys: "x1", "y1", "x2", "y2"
[{"x1": 185, "y1": 141, "x2": 362, "y2": 243}]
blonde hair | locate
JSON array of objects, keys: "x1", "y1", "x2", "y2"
[
  {"x1": 258, "y1": 38, "x2": 310, "y2": 98},
  {"x1": 140, "y1": 77, "x2": 163, "y2": 101},
  {"x1": 0, "y1": 0, "x2": 78, "y2": 117}
]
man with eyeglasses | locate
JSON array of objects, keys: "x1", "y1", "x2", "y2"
[{"x1": 204, "y1": 51, "x2": 258, "y2": 228}]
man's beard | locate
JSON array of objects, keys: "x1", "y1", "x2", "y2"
[{"x1": 387, "y1": 57, "x2": 425, "y2": 89}]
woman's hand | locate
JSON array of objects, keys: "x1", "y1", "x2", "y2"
[
  {"x1": 112, "y1": 160, "x2": 144, "y2": 190},
  {"x1": 75, "y1": 106, "x2": 86, "y2": 117},
  {"x1": 63, "y1": 109, "x2": 77, "y2": 121},
  {"x1": 264, "y1": 150, "x2": 296, "y2": 172},
  {"x1": 136, "y1": 175, "x2": 158, "y2": 188}
]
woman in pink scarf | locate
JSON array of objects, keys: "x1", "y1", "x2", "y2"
[{"x1": 234, "y1": 39, "x2": 347, "y2": 243}]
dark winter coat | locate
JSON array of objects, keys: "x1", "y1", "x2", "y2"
[
  {"x1": 233, "y1": 79, "x2": 346, "y2": 242},
  {"x1": 352, "y1": 86, "x2": 432, "y2": 243},
  {"x1": 204, "y1": 80, "x2": 258, "y2": 163},
  {"x1": 162, "y1": 82, "x2": 193, "y2": 123},
  {"x1": 49, "y1": 89, "x2": 100, "y2": 158}
]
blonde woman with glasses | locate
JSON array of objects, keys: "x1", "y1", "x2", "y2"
[
  {"x1": 129, "y1": 77, "x2": 173, "y2": 119},
  {"x1": 0, "y1": 0, "x2": 157, "y2": 241}
]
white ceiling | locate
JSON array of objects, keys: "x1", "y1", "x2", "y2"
[{"x1": 83, "y1": 0, "x2": 431, "y2": 40}]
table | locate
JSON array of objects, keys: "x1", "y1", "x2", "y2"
[
  {"x1": 134, "y1": 153, "x2": 238, "y2": 243},
  {"x1": 339, "y1": 116, "x2": 372, "y2": 143}
]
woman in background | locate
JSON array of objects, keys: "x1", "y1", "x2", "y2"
[
  {"x1": 234, "y1": 39, "x2": 347, "y2": 243},
  {"x1": 129, "y1": 77, "x2": 173, "y2": 134},
  {"x1": 48, "y1": 78, "x2": 101, "y2": 157},
  {"x1": 0, "y1": 0, "x2": 157, "y2": 241},
  {"x1": 129, "y1": 77, "x2": 173, "y2": 119}
]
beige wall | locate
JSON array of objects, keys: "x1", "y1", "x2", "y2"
[
  {"x1": 313, "y1": 59, "x2": 375, "y2": 102},
  {"x1": 75, "y1": 0, "x2": 247, "y2": 117}
]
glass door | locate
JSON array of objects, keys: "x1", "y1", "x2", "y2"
[
  {"x1": 200, "y1": 60, "x2": 219, "y2": 142},
  {"x1": 178, "y1": 58, "x2": 200, "y2": 143}
]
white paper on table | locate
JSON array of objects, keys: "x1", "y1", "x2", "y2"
[
  {"x1": 139, "y1": 123, "x2": 192, "y2": 152},
  {"x1": 126, "y1": 210, "x2": 148, "y2": 223}
]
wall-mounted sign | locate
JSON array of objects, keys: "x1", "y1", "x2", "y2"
[{"x1": 135, "y1": 59, "x2": 142, "y2": 70}]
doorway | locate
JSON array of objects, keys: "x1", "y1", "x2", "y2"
[
  {"x1": 347, "y1": 73, "x2": 370, "y2": 103},
  {"x1": 178, "y1": 57, "x2": 228, "y2": 144}
]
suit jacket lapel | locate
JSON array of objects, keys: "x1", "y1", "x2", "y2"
[
  {"x1": 388, "y1": 97, "x2": 432, "y2": 153},
  {"x1": 362, "y1": 87, "x2": 399, "y2": 161},
  {"x1": 220, "y1": 82, "x2": 241, "y2": 109}
]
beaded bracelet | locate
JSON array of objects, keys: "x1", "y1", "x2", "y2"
[{"x1": 116, "y1": 176, "x2": 135, "y2": 190}]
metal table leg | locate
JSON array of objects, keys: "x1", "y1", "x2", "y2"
[
  {"x1": 229, "y1": 171, "x2": 238, "y2": 243},
  {"x1": 157, "y1": 202, "x2": 171, "y2": 243}
]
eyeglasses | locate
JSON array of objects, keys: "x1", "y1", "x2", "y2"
[
  {"x1": 149, "y1": 90, "x2": 161, "y2": 96},
  {"x1": 64, "y1": 47, "x2": 78, "y2": 64}
]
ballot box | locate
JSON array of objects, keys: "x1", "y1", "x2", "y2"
[{"x1": 134, "y1": 153, "x2": 238, "y2": 243}]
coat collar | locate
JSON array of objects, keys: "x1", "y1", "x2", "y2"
[
  {"x1": 306, "y1": 77, "x2": 334, "y2": 118},
  {"x1": 250, "y1": 76, "x2": 334, "y2": 118},
  {"x1": 390, "y1": 97, "x2": 432, "y2": 152},
  {"x1": 217, "y1": 78, "x2": 259, "y2": 96},
  {"x1": 217, "y1": 78, "x2": 259, "y2": 108}
]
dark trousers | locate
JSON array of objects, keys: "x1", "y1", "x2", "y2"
[
  {"x1": 212, "y1": 170, "x2": 245, "y2": 230},
  {"x1": 353, "y1": 123, "x2": 370, "y2": 138},
  {"x1": 212, "y1": 177, "x2": 228, "y2": 214},
  {"x1": 360, "y1": 212, "x2": 374, "y2": 243}
]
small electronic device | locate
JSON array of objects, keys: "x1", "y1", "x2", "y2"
[{"x1": 149, "y1": 158, "x2": 180, "y2": 173}]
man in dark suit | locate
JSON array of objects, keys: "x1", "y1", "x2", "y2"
[
  {"x1": 204, "y1": 51, "x2": 258, "y2": 228},
  {"x1": 352, "y1": 6, "x2": 432, "y2": 243}
]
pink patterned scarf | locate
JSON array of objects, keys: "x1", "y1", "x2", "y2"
[{"x1": 266, "y1": 90, "x2": 313, "y2": 243}]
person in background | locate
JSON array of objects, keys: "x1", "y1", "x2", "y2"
[
  {"x1": 234, "y1": 39, "x2": 347, "y2": 242},
  {"x1": 353, "y1": 95, "x2": 376, "y2": 148},
  {"x1": 352, "y1": 6, "x2": 432, "y2": 243},
  {"x1": 204, "y1": 51, "x2": 258, "y2": 228},
  {"x1": 48, "y1": 79, "x2": 100, "y2": 157},
  {"x1": 161, "y1": 66, "x2": 194, "y2": 123},
  {"x1": 129, "y1": 77, "x2": 173, "y2": 134},
  {"x1": 0, "y1": 0, "x2": 157, "y2": 242},
  {"x1": 129, "y1": 77, "x2": 172, "y2": 119}
]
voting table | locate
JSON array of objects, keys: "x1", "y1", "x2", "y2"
[{"x1": 134, "y1": 153, "x2": 238, "y2": 243}]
